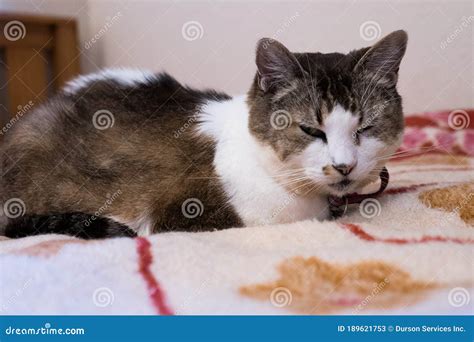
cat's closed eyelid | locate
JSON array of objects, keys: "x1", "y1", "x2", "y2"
[
  {"x1": 299, "y1": 124, "x2": 327, "y2": 142},
  {"x1": 358, "y1": 125, "x2": 375, "y2": 133}
]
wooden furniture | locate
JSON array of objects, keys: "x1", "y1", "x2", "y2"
[{"x1": 0, "y1": 13, "x2": 80, "y2": 123}]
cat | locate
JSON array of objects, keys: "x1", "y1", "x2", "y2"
[{"x1": 0, "y1": 30, "x2": 407, "y2": 239}]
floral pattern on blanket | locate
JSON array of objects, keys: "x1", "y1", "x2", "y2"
[{"x1": 240, "y1": 256, "x2": 436, "y2": 314}]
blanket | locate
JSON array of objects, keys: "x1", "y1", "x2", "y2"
[{"x1": 1, "y1": 109, "x2": 473, "y2": 315}]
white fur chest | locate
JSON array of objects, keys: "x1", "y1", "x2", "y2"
[{"x1": 198, "y1": 95, "x2": 329, "y2": 226}]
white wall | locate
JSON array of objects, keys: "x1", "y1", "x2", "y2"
[{"x1": 2, "y1": 0, "x2": 473, "y2": 114}]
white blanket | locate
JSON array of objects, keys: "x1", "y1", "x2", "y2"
[{"x1": 1, "y1": 110, "x2": 473, "y2": 315}]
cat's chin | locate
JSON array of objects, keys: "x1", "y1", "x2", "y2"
[
  {"x1": 326, "y1": 173, "x2": 383, "y2": 197},
  {"x1": 325, "y1": 178, "x2": 372, "y2": 197},
  {"x1": 326, "y1": 185, "x2": 357, "y2": 197}
]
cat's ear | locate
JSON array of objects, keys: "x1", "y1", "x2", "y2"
[
  {"x1": 256, "y1": 38, "x2": 305, "y2": 92},
  {"x1": 354, "y1": 30, "x2": 408, "y2": 87}
]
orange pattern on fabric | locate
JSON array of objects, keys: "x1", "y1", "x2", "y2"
[
  {"x1": 14, "y1": 239, "x2": 86, "y2": 257},
  {"x1": 388, "y1": 154, "x2": 470, "y2": 166},
  {"x1": 419, "y1": 183, "x2": 474, "y2": 225},
  {"x1": 240, "y1": 257, "x2": 435, "y2": 314}
]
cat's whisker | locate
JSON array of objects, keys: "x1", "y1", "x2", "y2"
[
  {"x1": 361, "y1": 53, "x2": 404, "y2": 108},
  {"x1": 303, "y1": 182, "x2": 328, "y2": 196},
  {"x1": 276, "y1": 176, "x2": 313, "y2": 188},
  {"x1": 374, "y1": 146, "x2": 441, "y2": 160},
  {"x1": 364, "y1": 56, "x2": 404, "y2": 104},
  {"x1": 271, "y1": 173, "x2": 307, "y2": 181},
  {"x1": 292, "y1": 180, "x2": 323, "y2": 195},
  {"x1": 362, "y1": 96, "x2": 401, "y2": 118},
  {"x1": 270, "y1": 168, "x2": 308, "y2": 177}
]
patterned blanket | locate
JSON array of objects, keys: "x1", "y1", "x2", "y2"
[{"x1": 1, "y1": 109, "x2": 473, "y2": 315}]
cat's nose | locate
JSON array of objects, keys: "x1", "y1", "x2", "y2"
[{"x1": 332, "y1": 162, "x2": 356, "y2": 176}]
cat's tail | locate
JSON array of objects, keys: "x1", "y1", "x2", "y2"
[{"x1": 3, "y1": 212, "x2": 137, "y2": 239}]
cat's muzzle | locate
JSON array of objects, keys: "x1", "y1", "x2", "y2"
[{"x1": 327, "y1": 167, "x2": 389, "y2": 218}]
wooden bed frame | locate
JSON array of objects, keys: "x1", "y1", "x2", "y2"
[{"x1": 0, "y1": 13, "x2": 80, "y2": 126}]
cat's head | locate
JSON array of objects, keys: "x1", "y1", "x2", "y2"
[{"x1": 247, "y1": 30, "x2": 407, "y2": 197}]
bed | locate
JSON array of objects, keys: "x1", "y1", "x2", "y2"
[{"x1": 0, "y1": 109, "x2": 473, "y2": 315}]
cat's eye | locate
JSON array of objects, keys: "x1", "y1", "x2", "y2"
[
  {"x1": 354, "y1": 124, "x2": 374, "y2": 142},
  {"x1": 357, "y1": 125, "x2": 374, "y2": 135},
  {"x1": 299, "y1": 125, "x2": 327, "y2": 143},
  {"x1": 361, "y1": 125, "x2": 374, "y2": 132}
]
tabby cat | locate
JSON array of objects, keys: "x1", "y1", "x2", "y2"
[{"x1": 0, "y1": 30, "x2": 407, "y2": 238}]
